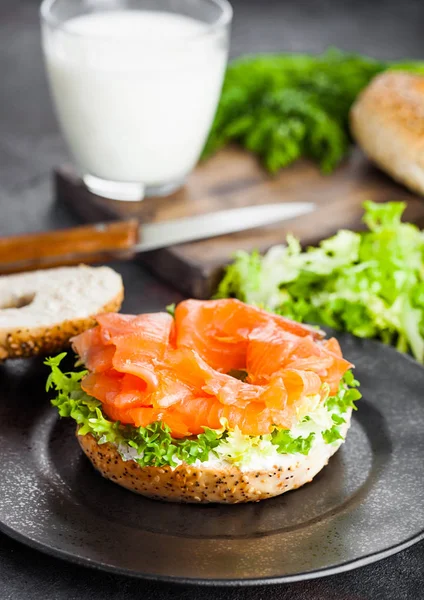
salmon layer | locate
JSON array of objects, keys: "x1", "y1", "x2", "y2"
[{"x1": 71, "y1": 299, "x2": 352, "y2": 438}]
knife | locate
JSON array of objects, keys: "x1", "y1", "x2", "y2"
[{"x1": 0, "y1": 202, "x2": 314, "y2": 274}]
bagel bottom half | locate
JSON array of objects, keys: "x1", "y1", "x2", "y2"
[{"x1": 77, "y1": 410, "x2": 352, "y2": 503}]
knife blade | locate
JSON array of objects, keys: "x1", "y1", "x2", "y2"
[
  {"x1": 0, "y1": 202, "x2": 314, "y2": 274},
  {"x1": 134, "y1": 202, "x2": 314, "y2": 252}
]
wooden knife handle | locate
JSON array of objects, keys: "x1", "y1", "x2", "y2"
[{"x1": 0, "y1": 220, "x2": 139, "y2": 274}]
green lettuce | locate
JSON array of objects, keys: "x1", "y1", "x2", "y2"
[
  {"x1": 46, "y1": 355, "x2": 359, "y2": 468},
  {"x1": 166, "y1": 303, "x2": 176, "y2": 317},
  {"x1": 217, "y1": 201, "x2": 424, "y2": 362}
]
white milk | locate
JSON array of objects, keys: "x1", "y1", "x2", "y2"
[{"x1": 42, "y1": 11, "x2": 228, "y2": 186}]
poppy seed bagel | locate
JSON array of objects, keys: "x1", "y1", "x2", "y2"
[
  {"x1": 0, "y1": 265, "x2": 123, "y2": 360},
  {"x1": 77, "y1": 409, "x2": 352, "y2": 503}
]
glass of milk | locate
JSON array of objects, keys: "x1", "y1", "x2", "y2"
[{"x1": 40, "y1": 0, "x2": 232, "y2": 201}]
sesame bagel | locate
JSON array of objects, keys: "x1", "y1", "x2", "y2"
[
  {"x1": 350, "y1": 71, "x2": 424, "y2": 195},
  {"x1": 77, "y1": 410, "x2": 352, "y2": 504},
  {"x1": 0, "y1": 265, "x2": 123, "y2": 360}
]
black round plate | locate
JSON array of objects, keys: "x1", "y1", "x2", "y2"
[{"x1": 0, "y1": 332, "x2": 423, "y2": 585}]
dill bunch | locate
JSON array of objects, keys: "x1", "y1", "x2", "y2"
[{"x1": 203, "y1": 48, "x2": 424, "y2": 173}]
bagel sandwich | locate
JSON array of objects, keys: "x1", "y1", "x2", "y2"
[{"x1": 46, "y1": 299, "x2": 360, "y2": 504}]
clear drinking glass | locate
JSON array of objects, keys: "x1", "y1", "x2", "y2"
[{"x1": 40, "y1": 0, "x2": 232, "y2": 201}]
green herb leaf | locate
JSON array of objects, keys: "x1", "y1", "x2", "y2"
[{"x1": 203, "y1": 49, "x2": 424, "y2": 173}]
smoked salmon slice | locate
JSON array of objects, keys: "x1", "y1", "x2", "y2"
[
  {"x1": 71, "y1": 299, "x2": 352, "y2": 437},
  {"x1": 72, "y1": 327, "x2": 115, "y2": 373},
  {"x1": 174, "y1": 298, "x2": 323, "y2": 373}
]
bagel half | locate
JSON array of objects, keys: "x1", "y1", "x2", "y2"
[
  {"x1": 350, "y1": 71, "x2": 424, "y2": 195},
  {"x1": 0, "y1": 265, "x2": 123, "y2": 360},
  {"x1": 77, "y1": 410, "x2": 352, "y2": 503}
]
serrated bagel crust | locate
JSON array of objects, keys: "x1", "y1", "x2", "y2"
[{"x1": 77, "y1": 410, "x2": 352, "y2": 503}]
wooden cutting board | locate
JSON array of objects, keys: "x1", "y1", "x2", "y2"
[{"x1": 56, "y1": 147, "x2": 424, "y2": 298}]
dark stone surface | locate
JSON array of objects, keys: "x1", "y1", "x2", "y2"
[{"x1": 0, "y1": 0, "x2": 424, "y2": 598}]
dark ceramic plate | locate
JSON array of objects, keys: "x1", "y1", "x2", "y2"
[{"x1": 0, "y1": 332, "x2": 423, "y2": 585}]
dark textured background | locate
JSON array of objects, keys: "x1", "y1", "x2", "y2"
[{"x1": 1, "y1": 0, "x2": 424, "y2": 597}]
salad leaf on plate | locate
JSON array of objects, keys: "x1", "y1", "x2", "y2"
[{"x1": 217, "y1": 201, "x2": 424, "y2": 362}]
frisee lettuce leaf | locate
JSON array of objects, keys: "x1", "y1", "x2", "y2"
[
  {"x1": 216, "y1": 201, "x2": 424, "y2": 363},
  {"x1": 322, "y1": 425, "x2": 344, "y2": 444},
  {"x1": 45, "y1": 355, "x2": 359, "y2": 468},
  {"x1": 166, "y1": 303, "x2": 176, "y2": 317},
  {"x1": 271, "y1": 430, "x2": 315, "y2": 455}
]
